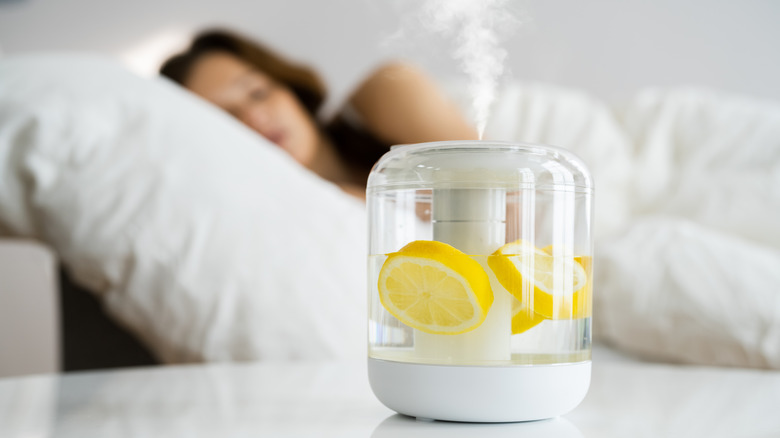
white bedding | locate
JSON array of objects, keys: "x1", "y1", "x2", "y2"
[
  {"x1": 596, "y1": 89, "x2": 780, "y2": 367},
  {"x1": 1, "y1": 55, "x2": 778, "y2": 367},
  {"x1": 0, "y1": 55, "x2": 367, "y2": 363},
  {"x1": 481, "y1": 84, "x2": 780, "y2": 368}
]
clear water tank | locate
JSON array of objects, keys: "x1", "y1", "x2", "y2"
[{"x1": 367, "y1": 140, "x2": 594, "y2": 422}]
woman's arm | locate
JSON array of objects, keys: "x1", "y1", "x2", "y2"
[{"x1": 347, "y1": 62, "x2": 478, "y2": 145}]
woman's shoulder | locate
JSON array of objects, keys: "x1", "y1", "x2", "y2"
[
  {"x1": 360, "y1": 60, "x2": 425, "y2": 82},
  {"x1": 326, "y1": 60, "x2": 423, "y2": 131},
  {"x1": 326, "y1": 60, "x2": 422, "y2": 120},
  {"x1": 341, "y1": 60, "x2": 478, "y2": 145},
  {"x1": 350, "y1": 60, "x2": 431, "y2": 102}
]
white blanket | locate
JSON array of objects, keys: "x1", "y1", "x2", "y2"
[
  {"x1": 1, "y1": 55, "x2": 778, "y2": 368},
  {"x1": 481, "y1": 84, "x2": 780, "y2": 368}
]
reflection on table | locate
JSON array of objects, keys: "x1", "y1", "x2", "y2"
[{"x1": 1, "y1": 345, "x2": 779, "y2": 437}]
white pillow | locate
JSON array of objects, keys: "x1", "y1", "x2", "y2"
[
  {"x1": 594, "y1": 216, "x2": 780, "y2": 368},
  {"x1": 0, "y1": 54, "x2": 367, "y2": 363}
]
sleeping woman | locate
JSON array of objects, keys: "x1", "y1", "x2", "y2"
[{"x1": 160, "y1": 29, "x2": 478, "y2": 199}]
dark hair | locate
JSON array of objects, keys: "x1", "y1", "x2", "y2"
[
  {"x1": 160, "y1": 28, "x2": 388, "y2": 175},
  {"x1": 160, "y1": 29, "x2": 325, "y2": 115}
]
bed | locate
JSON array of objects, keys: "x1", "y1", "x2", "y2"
[{"x1": 0, "y1": 1, "x2": 779, "y2": 374}]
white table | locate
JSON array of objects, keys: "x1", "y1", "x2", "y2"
[{"x1": 2, "y1": 346, "x2": 779, "y2": 437}]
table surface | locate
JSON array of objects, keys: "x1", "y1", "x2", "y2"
[{"x1": 2, "y1": 345, "x2": 779, "y2": 438}]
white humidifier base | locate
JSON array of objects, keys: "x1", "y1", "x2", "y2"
[{"x1": 368, "y1": 358, "x2": 591, "y2": 423}]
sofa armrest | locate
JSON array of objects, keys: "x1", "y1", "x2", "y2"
[{"x1": 0, "y1": 239, "x2": 59, "y2": 377}]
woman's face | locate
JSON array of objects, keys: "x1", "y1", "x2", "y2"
[{"x1": 184, "y1": 51, "x2": 321, "y2": 168}]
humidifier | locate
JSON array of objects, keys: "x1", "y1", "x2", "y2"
[{"x1": 367, "y1": 141, "x2": 593, "y2": 422}]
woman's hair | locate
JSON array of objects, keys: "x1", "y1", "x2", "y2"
[
  {"x1": 160, "y1": 29, "x2": 326, "y2": 115},
  {"x1": 160, "y1": 29, "x2": 389, "y2": 174}
]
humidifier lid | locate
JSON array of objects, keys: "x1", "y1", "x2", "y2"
[{"x1": 367, "y1": 140, "x2": 593, "y2": 192}]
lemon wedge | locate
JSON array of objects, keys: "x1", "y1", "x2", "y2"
[
  {"x1": 571, "y1": 254, "x2": 593, "y2": 318},
  {"x1": 540, "y1": 244, "x2": 592, "y2": 318},
  {"x1": 377, "y1": 240, "x2": 493, "y2": 335},
  {"x1": 487, "y1": 240, "x2": 588, "y2": 320},
  {"x1": 511, "y1": 299, "x2": 545, "y2": 335}
]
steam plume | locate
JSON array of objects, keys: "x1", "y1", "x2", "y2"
[{"x1": 392, "y1": 0, "x2": 519, "y2": 139}]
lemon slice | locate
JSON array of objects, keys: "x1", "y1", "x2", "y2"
[
  {"x1": 377, "y1": 240, "x2": 493, "y2": 335},
  {"x1": 487, "y1": 240, "x2": 588, "y2": 319}
]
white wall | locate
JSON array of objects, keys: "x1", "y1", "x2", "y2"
[{"x1": 1, "y1": 0, "x2": 779, "y2": 106}]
